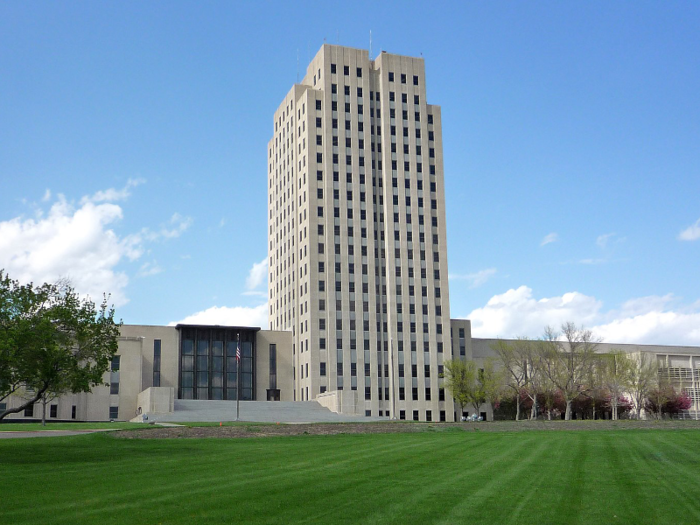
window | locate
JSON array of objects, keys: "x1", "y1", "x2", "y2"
[
  {"x1": 110, "y1": 381, "x2": 120, "y2": 395},
  {"x1": 388, "y1": 72, "x2": 394, "y2": 82},
  {"x1": 24, "y1": 405, "x2": 34, "y2": 417},
  {"x1": 50, "y1": 405, "x2": 58, "y2": 418},
  {"x1": 316, "y1": 117, "x2": 322, "y2": 127},
  {"x1": 320, "y1": 362, "x2": 326, "y2": 376},
  {"x1": 109, "y1": 406, "x2": 119, "y2": 420},
  {"x1": 319, "y1": 280, "x2": 325, "y2": 292},
  {"x1": 357, "y1": 67, "x2": 362, "y2": 77},
  {"x1": 413, "y1": 75, "x2": 418, "y2": 86},
  {"x1": 111, "y1": 355, "x2": 120, "y2": 372},
  {"x1": 153, "y1": 339, "x2": 161, "y2": 387},
  {"x1": 316, "y1": 100, "x2": 321, "y2": 110},
  {"x1": 331, "y1": 63, "x2": 336, "y2": 74},
  {"x1": 344, "y1": 65, "x2": 349, "y2": 75},
  {"x1": 401, "y1": 73, "x2": 406, "y2": 84},
  {"x1": 72, "y1": 405, "x2": 77, "y2": 419}
]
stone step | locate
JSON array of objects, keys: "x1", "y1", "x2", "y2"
[{"x1": 150, "y1": 400, "x2": 384, "y2": 423}]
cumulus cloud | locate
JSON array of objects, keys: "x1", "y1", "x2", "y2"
[
  {"x1": 449, "y1": 268, "x2": 497, "y2": 288},
  {"x1": 169, "y1": 303, "x2": 269, "y2": 328},
  {"x1": 540, "y1": 232, "x2": 558, "y2": 246},
  {"x1": 464, "y1": 286, "x2": 700, "y2": 346},
  {"x1": 467, "y1": 286, "x2": 601, "y2": 339},
  {"x1": 0, "y1": 183, "x2": 188, "y2": 307},
  {"x1": 678, "y1": 218, "x2": 700, "y2": 241},
  {"x1": 0, "y1": 195, "x2": 131, "y2": 305},
  {"x1": 245, "y1": 258, "x2": 268, "y2": 291}
]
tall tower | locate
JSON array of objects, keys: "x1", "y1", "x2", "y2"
[{"x1": 268, "y1": 45, "x2": 453, "y2": 421}]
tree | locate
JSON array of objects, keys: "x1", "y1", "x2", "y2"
[
  {"x1": 442, "y1": 359, "x2": 473, "y2": 417},
  {"x1": 0, "y1": 271, "x2": 121, "y2": 421},
  {"x1": 600, "y1": 350, "x2": 633, "y2": 420},
  {"x1": 443, "y1": 358, "x2": 503, "y2": 419},
  {"x1": 491, "y1": 338, "x2": 532, "y2": 421},
  {"x1": 627, "y1": 352, "x2": 658, "y2": 419},
  {"x1": 538, "y1": 323, "x2": 601, "y2": 420},
  {"x1": 480, "y1": 358, "x2": 505, "y2": 416}
]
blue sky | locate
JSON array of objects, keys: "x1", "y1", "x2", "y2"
[{"x1": 1, "y1": 2, "x2": 699, "y2": 344}]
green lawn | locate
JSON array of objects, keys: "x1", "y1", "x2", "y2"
[
  {"x1": 2, "y1": 429, "x2": 700, "y2": 525},
  {"x1": 0, "y1": 421, "x2": 147, "y2": 431}
]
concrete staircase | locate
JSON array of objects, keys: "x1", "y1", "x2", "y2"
[{"x1": 152, "y1": 400, "x2": 381, "y2": 423}]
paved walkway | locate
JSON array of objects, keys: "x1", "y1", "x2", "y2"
[{"x1": 0, "y1": 429, "x2": 114, "y2": 439}]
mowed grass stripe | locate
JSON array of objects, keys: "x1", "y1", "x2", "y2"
[
  {"x1": 626, "y1": 432, "x2": 700, "y2": 524},
  {"x1": 3, "y1": 430, "x2": 700, "y2": 524}
]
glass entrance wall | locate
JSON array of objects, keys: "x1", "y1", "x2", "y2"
[{"x1": 177, "y1": 326, "x2": 257, "y2": 400}]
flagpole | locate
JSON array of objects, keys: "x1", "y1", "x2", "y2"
[{"x1": 235, "y1": 333, "x2": 241, "y2": 421}]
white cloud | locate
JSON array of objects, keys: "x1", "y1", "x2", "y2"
[
  {"x1": 0, "y1": 184, "x2": 188, "y2": 307},
  {"x1": 149, "y1": 213, "x2": 192, "y2": 240},
  {"x1": 578, "y1": 258, "x2": 606, "y2": 265},
  {"x1": 169, "y1": 303, "x2": 269, "y2": 328},
  {"x1": 464, "y1": 286, "x2": 700, "y2": 346},
  {"x1": 80, "y1": 178, "x2": 145, "y2": 205},
  {"x1": 449, "y1": 268, "x2": 497, "y2": 288},
  {"x1": 42, "y1": 189, "x2": 51, "y2": 202},
  {"x1": 0, "y1": 195, "x2": 131, "y2": 305},
  {"x1": 678, "y1": 218, "x2": 700, "y2": 241},
  {"x1": 540, "y1": 232, "x2": 558, "y2": 246},
  {"x1": 245, "y1": 258, "x2": 268, "y2": 290},
  {"x1": 467, "y1": 286, "x2": 601, "y2": 339},
  {"x1": 596, "y1": 232, "x2": 615, "y2": 249},
  {"x1": 137, "y1": 261, "x2": 163, "y2": 277}
]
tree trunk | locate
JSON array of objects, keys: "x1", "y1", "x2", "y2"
[
  {"x1": 42, "y1": 400, "x2": 47, "y2": 426},
  {"x1": 565, "y1": 400, "x2": 572, "y2": 420},
  {"x1": 0, "y1": 384, "x2": 49, "y2": 421},
  {"x1": 515, "y1": 396, "x2": 520, "y2": 421}
]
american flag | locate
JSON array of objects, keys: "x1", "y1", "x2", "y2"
[{"x1": 236, "y1": 337, "x2": 241, "y2": 362}]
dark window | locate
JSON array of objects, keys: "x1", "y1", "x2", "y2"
[
  {"x1": 389, "y1": 72, "x2": 394, "y2": 82},
  {"x1": 24, "y1": 405, "x2": 34, "y2": 417},
  {"x1": 50, "y1": 405, "x2": 58, "y2": 418},
  {"x1": 109, "y1": 406, "x2": 119, "y2": 420},
  {"x1": 153, "y1": 339, "x2": 161, "y2": 387},
  {"x1": 111, "y1": 355, "x2": 120, "y2": 372},
  {"x1": 110, "y1": 381, "x2": 119, "y2": 395},
  {"x1": 331, "y1": 63, "x2": 336, "y2": 74},
  {"x1": 316, "y1": 100, "x2": 322, "y2": 110},
  {"x1": 344, "y1": 65, "x2": 349, "y2": 75},
  {"x1": 413, "y1": 75, "x2": 418, "y2": 86}
]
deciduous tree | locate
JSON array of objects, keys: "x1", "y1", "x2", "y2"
[{"x1": 0, "y1": 271, "x2": 121, "y2": 420}]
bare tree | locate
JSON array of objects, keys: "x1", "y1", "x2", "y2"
[
  {"x1": 491, "y1": 338, "x2": 536, "y2": 420},
  {"x1": 627, "y1": 352, "x2": 658, "y2": 419},
  {"x1": 538, "y1": 323, "x2": 601, "y2": 420},
  {"x1": 600, "y1": 350, "x2": 632, "y2": 420}
]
